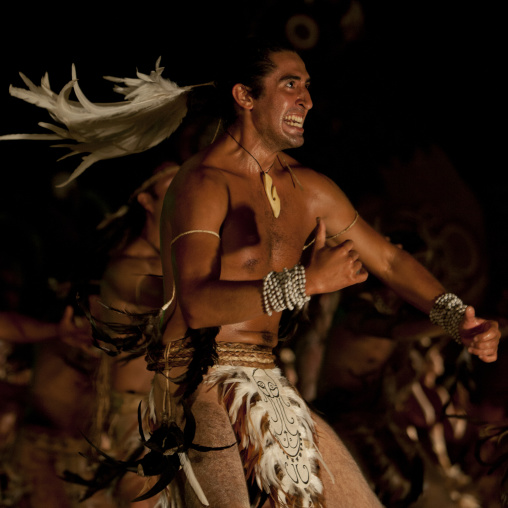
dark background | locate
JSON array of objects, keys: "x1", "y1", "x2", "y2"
[{"x1": 0, "y1": 0, "x2": 505, "y2": 315}]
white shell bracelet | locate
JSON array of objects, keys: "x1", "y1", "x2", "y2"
[
  {"x1": 429, "y1": 293, "x2": 468, "y2": 344},
  {"x1": 262, "y1": 264, "x2": 311, "y2": 316}
]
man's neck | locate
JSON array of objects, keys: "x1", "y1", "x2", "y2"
[{"x1": 225, "y1": 128, "x2": 278, "y2": 174}]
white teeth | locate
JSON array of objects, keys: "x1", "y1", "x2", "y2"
[{"x1": 285, "y1": 115, "x2": 303, "y2": 127}]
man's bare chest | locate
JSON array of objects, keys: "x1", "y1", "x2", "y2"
[{"x1": 219, "y1": 179, "x2": 314, "y2": 277}]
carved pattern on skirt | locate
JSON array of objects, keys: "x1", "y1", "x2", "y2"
[{"x1": 206, "y1": 365, "x2": 326, "y2": 508}]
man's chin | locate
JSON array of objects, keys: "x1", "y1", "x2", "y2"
[{"x1": 283, "y1": 134, "x2": 305, "y2": 150}]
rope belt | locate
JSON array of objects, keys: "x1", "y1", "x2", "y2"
[{"x1": 145, "y1": 338, "x2": 276, "y2": 371}]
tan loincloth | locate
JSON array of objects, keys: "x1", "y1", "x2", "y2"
[{"x1": 148, "y1": 340, "x2": 327, "y2": 508}]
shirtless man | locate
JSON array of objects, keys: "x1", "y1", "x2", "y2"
[
  {"x1": 148, "y1": 39, "x2": 500, "y2": 508},
  {"x1": 92, "y1": 161, "x2": 178, "y2": 506},
  {"x1": 1, "y1": 305, "x2": 105, "y2": 508}
]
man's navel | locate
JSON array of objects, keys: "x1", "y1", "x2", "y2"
[{"x1": 243, "y1": 257, "x2": 259, "y2": 272}]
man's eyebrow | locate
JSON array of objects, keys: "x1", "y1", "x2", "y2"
[{"x1": 279, "y1": 74, "x2": 311, "y2": 84}]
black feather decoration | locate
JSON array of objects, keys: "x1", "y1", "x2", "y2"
[
  {"x1": 179, "y1": 326, "x2": 220, "y2": 398},
  {"x1": 76, "y1": 292, "x2": 162, "y2": 359},
  {"x1": 63, "y1": 400, "x2": 236, "y2": 504}
]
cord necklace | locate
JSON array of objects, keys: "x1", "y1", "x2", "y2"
[{"x1": 226, "y1": 131, "x2": 280, "y2": 218}]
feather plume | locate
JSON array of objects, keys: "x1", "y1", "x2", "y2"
[
  {"x1": 0, "y1": 57, "x2": 212, "y2": 186},
  {"x1": 178, "y1": 452, "x2": 209, "y2": 506}
]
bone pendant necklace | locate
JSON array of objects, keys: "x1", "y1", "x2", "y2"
[
  {"x1": 226, "y1": 131, "x2": 281, "y2": 218},
  {"x1": 261, "y1": 171, "x2": 280, "y2": 218}
]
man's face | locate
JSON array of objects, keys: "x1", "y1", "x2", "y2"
[{"x1": 251, "y1": 51, "x2": 313, "y2": 151}]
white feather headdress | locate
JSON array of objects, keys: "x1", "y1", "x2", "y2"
[{"x1": 0, "y1": 57, "x2": 211, "y2": 186}]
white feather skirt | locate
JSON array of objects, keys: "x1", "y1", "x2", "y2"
[{"x1": 206, "y1": 365, "x2": 326, "y2": 508}]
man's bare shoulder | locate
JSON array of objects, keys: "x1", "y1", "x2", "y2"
[
  {"x1": 163, "y1": 147, "x2": 232, "y2": 234},
  {"x1": 280, "y1": 152, "x2": 347, "y2": 197},
  {"x1": 280, "y1": 151, "x2": 356, "y2": 230},
  {"x1": 168, "y1": 150, "x2": 230, "y2": 201}
]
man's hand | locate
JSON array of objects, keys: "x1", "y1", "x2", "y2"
[
  {"x1": 305, "y1": 218, "x2": 368, "y2": 295},
  {"x1": 460, "y1": 306, "x2": 500, "y2": 363}
]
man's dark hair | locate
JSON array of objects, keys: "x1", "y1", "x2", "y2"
[{"x1": 214, "y1": 36, "x2": 298, "y2": 126}]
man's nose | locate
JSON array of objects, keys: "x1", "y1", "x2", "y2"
[{"x1": 298, "y1": 88, "x2": 313, "y2": 110}]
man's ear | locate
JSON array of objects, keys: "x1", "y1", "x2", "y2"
[
  {"x1": 232, "y1": 84, "x2": 253, "y2": 110},
  {"x1": 137, "y1": 192, "x2": 153, "y2": 214}
]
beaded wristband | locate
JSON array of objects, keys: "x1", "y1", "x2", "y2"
[
  {"x1": 262, "y1": 264, "x2": 311, "y2": 316},
  {"x1": 429, "y1": 293, "x2": 468, "y2": 344}
]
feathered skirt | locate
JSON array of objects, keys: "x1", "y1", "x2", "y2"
[
  {"x1": 206, "y1": 363, "x2": 326, "y2": 508},
  {"x1": 148, "y1": 340, "x2": 327, "y2": 508}
]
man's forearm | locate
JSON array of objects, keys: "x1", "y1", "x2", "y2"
[
  {"x1": 373, "y1": 248, "x2": 447, "y2": 315},
  {"x1": 0, "y1": 312, "x2": 59, "y2": 343}
]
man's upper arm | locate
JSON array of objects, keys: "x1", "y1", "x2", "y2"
[
  {"x1": 311, "y1": 172, "x2": 360, "y2": 239},
  {"x1": 311, "y1": 173, "x2": 399, "y2": 274},
  {"x1": 165, "y1": 166, "x2": 228, "y2": 239},
  {"x1": 162, "y1": 167, "x2": 229, "y2": 290}
]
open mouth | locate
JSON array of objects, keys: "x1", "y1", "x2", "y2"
[{"x1": 284, "y1": 114, "x2": 304, "y2": 128}]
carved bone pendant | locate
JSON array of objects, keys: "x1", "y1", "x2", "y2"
[{"x1": 261, "y1": 172, "x2": 281, "y2": 218}]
